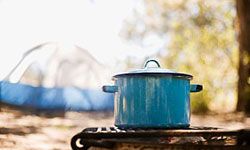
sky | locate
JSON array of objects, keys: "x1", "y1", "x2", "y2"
[{"x1": 0, "y1": 0, "x2": 162, "y2": 80}]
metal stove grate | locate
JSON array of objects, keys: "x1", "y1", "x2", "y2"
[{"x1": 71, "y1": 126, "x2": 250, "y2": 150}]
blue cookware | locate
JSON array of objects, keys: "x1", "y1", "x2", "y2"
[{"x1": 103, "y1": 59, "x2": 202, "y2": 129}]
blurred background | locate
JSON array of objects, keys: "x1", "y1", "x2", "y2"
[
  {"x1": 0, "y1": 0, "x2": 238, "y2": 113},
  {"x1": 0, "y1": 0, "x2": 250, "y2": 149}
]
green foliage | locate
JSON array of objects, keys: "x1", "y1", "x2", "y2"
[
  {"x1": 121, "y1": 0, "x2": 238, "y2": 113},
  {"x1": 191, "y1": 90, "x2": 210, "y2": 114}
]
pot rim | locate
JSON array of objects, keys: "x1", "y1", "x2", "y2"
[{"x1": 113, "y1": 72, "x2": 193, "y2": 80}]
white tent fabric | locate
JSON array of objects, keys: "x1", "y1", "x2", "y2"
[{"x1": 0, "y1": 42, "x2": 114, "y2": 111}]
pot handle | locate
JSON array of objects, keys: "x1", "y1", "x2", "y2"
[
  {"x1": 144, "y1": 59, "x2": 161, "y2": 68},
  {"x1": 190, "y1": 84, "x2": 203, "y2": 92},
  {"x1": 102, "y1": 85, "x2": 118, "y2": 93}
]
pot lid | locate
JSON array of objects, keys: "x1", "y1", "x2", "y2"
[{"x1": 114, "y1": 59, "x2": 193, "y2": 79}]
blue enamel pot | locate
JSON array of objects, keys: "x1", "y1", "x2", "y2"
[{"x1": 103, "y1": 59, "x2": 202, "y2": 129}]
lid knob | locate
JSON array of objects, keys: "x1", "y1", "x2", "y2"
[{"x1": 144, "y1": 59, "x2": 161, "y2": 68}]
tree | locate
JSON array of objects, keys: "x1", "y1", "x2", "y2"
[
  {"x1": 121, "y1": 0, "x2": 237, "y2": 113},
  {"x1": 236, "y1": 0, "x2": 250, "y2": 113}
]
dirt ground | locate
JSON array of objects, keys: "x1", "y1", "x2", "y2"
[{"x1": 0, "y1": 106, "x2": 250, "y2": 150}]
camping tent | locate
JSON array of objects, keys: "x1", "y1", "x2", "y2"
[{"x1": 0, "y1": 42, "x2": 114, "y2": 111}]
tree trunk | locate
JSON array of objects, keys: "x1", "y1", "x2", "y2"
[{"x1": 236, "y1": 0, "x2": 250, "y2": 113}]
